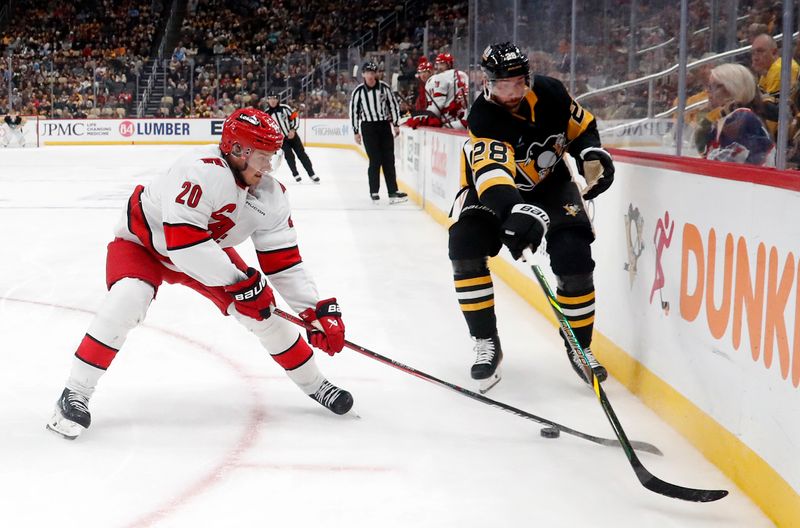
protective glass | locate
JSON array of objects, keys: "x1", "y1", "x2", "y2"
[
  {"x1": 248, "y1": 148, "x2": 283, "y2": 175},
  {"x1": 488, "y1": 76, "x2": 528, "y2": 104}
]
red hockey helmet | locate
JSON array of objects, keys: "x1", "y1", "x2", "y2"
[
  {"x1": 435, "y1": 53, "x2": 454, "y2": 68},
  {"x1": 220, "y1": 107, "x2": 283, "y2": 157},
  {"x1": 417, "y1": 57, "x2": 433, "y2": 73}
]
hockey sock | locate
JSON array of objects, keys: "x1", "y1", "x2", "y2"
[
  {"x1": 234, "y1": 311, "x2": 324, "y2": 394},
  {"x1": 69, "y1": 278, "x2": 154, "y2": 396},
  {"x1": 453, "y1": 266, "x2": 496, "y2": 339},
  {"x1": 556, "y1": 286, "x2": 595, "y2": 349}
]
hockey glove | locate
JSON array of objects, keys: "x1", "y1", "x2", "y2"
[
  {"x1": 299, "y1": 298, "x2": 345, "y2": 355},
  {"x1": 579, "y1": 148, "x2": 615, "y2": 200},
  {"x1": 500, "y1": 203, "x2": 550, "y2": 260},
  {"x1": 224, "y1": 267, "x2": 275, "y2": 321}
]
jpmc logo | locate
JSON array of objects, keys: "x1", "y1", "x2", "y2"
[
  {"x1": 42, "y1": 122, "x2": 86, "y2": 136},
  {"x1": 119, "y1": 121, "x2": 134, "y2": 137}
]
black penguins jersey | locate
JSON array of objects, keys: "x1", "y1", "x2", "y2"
[{"x1": 461, "y1": 75, "x2": 601, "y2": 219}]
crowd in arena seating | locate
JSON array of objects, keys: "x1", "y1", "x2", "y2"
[
  {"x1": 3, "y1": 0, "x2": 800, "y2": 167},
  {"x1": 0, "y1": 0, "x2": 165, "y2": 118}
]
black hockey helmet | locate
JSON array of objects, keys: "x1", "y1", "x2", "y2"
[
  {"x1": 480, "y1": 42, "x2": 529, "y2": 81},
  {"x1": 362, "y1": 61, "x2": 379, "y2": 73},
  {"x1": 266, "y1": 89, "x2": 279, "y2": 98}
]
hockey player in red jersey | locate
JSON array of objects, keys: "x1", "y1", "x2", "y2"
[
  {"x1": 414, "y1": 58, "x2": 433, "y2": 111},
  {"x1": 47, "y1": 108, "x2": 353, "y2": 440}
]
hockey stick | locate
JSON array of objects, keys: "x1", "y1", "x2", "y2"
[
  {"x1": 273, "y1": 308, "x2": 661, "y2": 455},
  {"x1": 522, "y1": 249, "x2": 728, "y2": 502}
]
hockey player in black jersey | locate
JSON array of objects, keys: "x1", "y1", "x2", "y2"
[{"x1": 449, "y1": 42, "x2": 615, "y2": 392}]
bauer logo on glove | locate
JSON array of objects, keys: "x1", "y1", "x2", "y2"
[
  {"x1": 224, "y1": 267, "x2": 275, "y2": 320},
  {"x1": 500, "y1": 203, "x2": 550, "y2": 260}
]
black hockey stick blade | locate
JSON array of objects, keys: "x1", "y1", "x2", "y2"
[
  {"x1": 597, "y1": 380, "x2": 728, "y2": 502},
  {"x1": 526, "y1": 258, "x2": 728, "y2": 502},
  {"x1": 273, "y1": 308, "x2": 662, "y2": 455}
]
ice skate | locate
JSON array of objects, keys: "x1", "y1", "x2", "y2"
[
  {"x1": 370, "y1": 193, "x2": 380, "y2": 204},
  {"x1": 471, "y1": 334, "x2": 503, "y2": 393},
  {"x1": 388, "y1": 191, "x2": 408, "y2": 204},
  {"x1": 46, "y1": 388, "x2": 91, "y2": 440},
  {"x1": 293, "y1": 173, "x2": 302, "y2": 183},
  {"x1": 310, "y1": 380, "x2": 354, "y2": 415},
  {"x1": 309, "y1": 174, "x2": 320, "y2": 183},
  {"x1": 566, "y1": 346, "x2": 607, "y2": 384}
]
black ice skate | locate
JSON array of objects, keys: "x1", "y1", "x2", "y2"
[
  {"x1": 471, "y1": 334, "x2": 503, "y2": 393},
  {"x1": 293, "y1": 174, "x2": 302, "y2": 183},
  {"x1": 370, "y1": 193, "x2": 380, "y2": 204},
  {"x1": 310, "y1": 380, "x2": 354, "y2": 415},
  {"x1": 46, "y1": 388, "x2": 91, "y2": 440},
  {"x1": 566, "y1": 346, "x2": 608, "y2": 384},
  {"x1": 388, "y1": 191, "x2": 408, "y2": 204},
  {"x1": 309, "y1": 174, "x2": 320, "y2": 183}
]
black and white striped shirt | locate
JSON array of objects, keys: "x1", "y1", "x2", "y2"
[
  {"x1": 349, "y1": 81, "x2": 401, "y2": 133},
  {"x1": 265, "y1": 104, "x2": 298, "y2": 137}
]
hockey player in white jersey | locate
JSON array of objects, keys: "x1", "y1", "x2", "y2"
[
  {"x1": 47, "y1": 108, "x2": 353, "y2": 440},
  {"x1": 424, "y1": 53, "x2": 469, "y2": 128},
  {"x1": 1, "y1": 114, "x2": 27, "y2": 148}
]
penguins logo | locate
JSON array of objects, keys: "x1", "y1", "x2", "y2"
[
  {"x1": 520, "y1": 133, "x2": 568, "y2": 181},
  {"x1": 623, "y1": 204, "x2": 645, "y2": 288}
]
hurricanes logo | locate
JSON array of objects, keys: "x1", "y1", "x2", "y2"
[{"x1": 519, "y1": 133, "x2": 567, "y2": 181}]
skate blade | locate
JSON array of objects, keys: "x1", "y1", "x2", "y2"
[
  {"x1": 389, "y1": 197, "x2": 409, "y2": 205},
  {"x1": 46, "y1": 413, "x2": 84, "y2": 440},
  {"x1": 477, "y1": 370, "x2": 502, "y2": 394}
]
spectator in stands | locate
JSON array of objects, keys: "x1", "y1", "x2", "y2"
[
  {"x1": 750, "y1": 33, "x2": 799, "y2": 139},
  {"x1": 695, "y1": 63, "x2": 774, "y2": 166},
  {"x1": 751, "y1": 34, "x2": 799, "y2": 98}
]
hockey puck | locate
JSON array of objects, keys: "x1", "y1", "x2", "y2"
[{"x1": 540, "y1": 426, "x2": 560, "y2": 439}]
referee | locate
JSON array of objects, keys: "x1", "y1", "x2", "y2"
[
  {"x1": 349, "y1": 62, "x2": 407, "y2": 204},
  {"x1": 265, "y1": 92, "x2": 319, "y2": 183}
]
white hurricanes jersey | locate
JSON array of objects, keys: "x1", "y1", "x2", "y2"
[
  {"x1": 114, "y1": 144, "x2": 319, "y2": 313},
  {"x1": 424, "y1": 69, "x2": 469, "y2": 118}
]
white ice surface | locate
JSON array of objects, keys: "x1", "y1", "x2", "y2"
[{"x1": 0, "y1": 146, "x2": 771, "y2": 527}]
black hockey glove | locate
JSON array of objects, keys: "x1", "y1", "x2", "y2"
[
  {"x1": 500, "y1": 203, "x2": 550, "y2": 260},
  {"x1": 579, "y1": 148, "x2": 615, "y2": 200}
]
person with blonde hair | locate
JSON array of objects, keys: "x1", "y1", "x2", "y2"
[{"x1": 695, "y1": 63, "x2": 775, "y2": 166}]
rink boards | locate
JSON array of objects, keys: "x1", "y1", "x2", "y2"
[{"x1": 395, "y1": 126, "x2": 800, "y2": 527}]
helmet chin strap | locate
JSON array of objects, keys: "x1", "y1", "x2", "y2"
[{"x1": 227, "y1": 144, "x2": 250, "y2": 187}]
